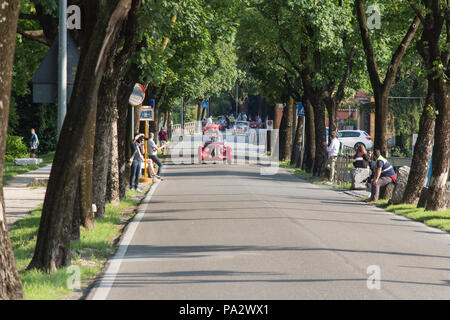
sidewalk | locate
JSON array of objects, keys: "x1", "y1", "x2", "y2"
[{"x1": 4, "y1": 164, "x2": 52, "y2": 229}]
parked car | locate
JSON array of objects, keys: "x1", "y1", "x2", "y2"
[
  {"x1": 249, "y1": 121, "x2": 263, "y2": 129},
  {"x1": 338, "y1": 130, "x2": 373, "y2": 150},
  {"x1": 233, "y1": 121, "x2": 250, "y2": 135}
]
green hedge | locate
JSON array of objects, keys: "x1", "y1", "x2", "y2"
[{"x1": 5, "y1": 135, "x2": 29, "y2": 162}]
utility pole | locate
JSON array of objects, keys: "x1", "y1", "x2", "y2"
[
  {"x1": 181, "y1": 97, "x2": 184, "y2": 136},
  {"x1": 235, "y1": 79, "x2": 238, "y2": 119},
  {"x1": 57, "y1": 0, "x2": 67, "y2": 138}
]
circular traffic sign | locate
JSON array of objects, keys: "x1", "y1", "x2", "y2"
[{"x1": 128, "y1": 83, "x2": 146, "y2": 106}]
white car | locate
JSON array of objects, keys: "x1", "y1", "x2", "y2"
[
  {"x1": 338, "y1": 130, "x2": 373, "y2": 150},
  {"x1": 233, "y1": 121, "x2": 250, "y2": 135}
]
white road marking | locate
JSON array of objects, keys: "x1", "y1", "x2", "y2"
[{"x1": 90, "y1": 180, "x2": 160, "y2": 300}]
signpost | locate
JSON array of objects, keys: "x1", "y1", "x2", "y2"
[
  {"x1": 297, "y1": 102, "x2": 305, "y2": 117},
  {"x1": 140, "y1": 105, "x2": 154, "y2": 183},
  {"x1": 58, "y1": 0, "x2": 67, "y2": 138},
  {"x1": 140, "y1": 106, "x2": 154, "y2": 121},
  {"x1": 202, "y1": 101, "x2": 209, "y2": 118},
  {"x1": 128, "y1": 83, "x2": 146, "y2": 142},
  {"x1": 180, "y1": 98, "x2": 184, "y2": 136}
]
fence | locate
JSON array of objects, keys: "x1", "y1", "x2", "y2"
[
  {"x1": 335, "y1": 144, "x2": 414, "y2": 185},
  {"x1": 335, "y1": 144, "x2": 353, "y2": 184},
  {"x1": 172, "y1": 122, "x2": 201, "y2": 135}
]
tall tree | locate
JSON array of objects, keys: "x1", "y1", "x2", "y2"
[
  {"x1": 409, "y1": 0, "x2": 449, "y2": 211},
  {"x1": 402, "y1": 3, "x2": 437, "y2": 204},
  {"x1": 28, "y1": 0, "x2": 133, "y2": 272},
  {"x1": 0, "y1": 0, "x2": 25, "y2": 299},
  {"x1": 93, "y1": 0, "x2": 141, "y2": 218},
  {"x1": 355, "y1": 0, "x2": 421, "y2": 156}
]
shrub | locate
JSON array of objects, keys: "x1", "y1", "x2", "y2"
[{"x1": 5, "y1": 135, "x2": 29, "y2": 162}]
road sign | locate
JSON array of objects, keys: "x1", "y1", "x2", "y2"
[
  {"x1": 297, "y1": 102, "x2": 305, "y2": 117},
  {"x1": 140, "y1": 106, "x2": 154, "y2": 121},
  {"x1": 202, "y1": 101, "x2": 209, "y2": 109},
  {"x1": 266, "y1": 120, "x2": 274, "y2": 130},
  {"x1": 32, "y1": 33, "x2": 80, "y2": 104},
  {"x1": 150, "y1": 99, "x2": 155, "y2": 108},
  {"x1": 129, "y1": 83, "x2": 146, "y2": 106}
]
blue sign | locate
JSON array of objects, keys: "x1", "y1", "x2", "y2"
[
  {"x1": 140, "y1": 107, "x2": 154, "y2": 121},
  {"x1": 202, "y1": 101, "x2": 209, "y2": 109},
  {"x1": 297, "y1": 102, "x2": 305, "y2": 117},
  {"x1": 150, "y1": 99, "x2": 155, "y2": 108}
]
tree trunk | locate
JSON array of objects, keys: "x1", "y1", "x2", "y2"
[
  {"x1": 279, "y1": 96, "x2": 294, "y2": 161},
  {"x1": 107, "y1": 111, "x2": 121, "y2": 205},
  {"x1": 27, "y1": 0, "x2": 132, "y2": 272},
  {"x1": 0, "y1": 0, "x2": 25, "y2": 299},
  {"x1": 402, "y1": 27, "x2": 437, "y2": 204},
  {"x1": 422, "y1": 1, "x2": 449, "y2": 211},
  {"x1": 291, "y1": 116, "x2": 304, "y2": 167},
  {"x1": 303, "y1": 98, "x2": 315, "y2": 172},
  {"x1": 373, "y1": 92, "x2": 389, "y2": 156},
  {"x1": 402, "y1": 100, "x2": 435, "y2": 204},
  {"x1": 313, "y1": 96, "x2": 327, "y2": 176},
  {"x1": 93, "y1": 82, "x2": 115, "y2": 217},
  {"x1": 79, "y1": 113, "x2": 96, "y2": 228},
  {"x1": 326, "y1": 98, "x2": 338, "y2": 138},
  {"x1": 197, "y1": 99, "x2": 202, "y2": 121}
]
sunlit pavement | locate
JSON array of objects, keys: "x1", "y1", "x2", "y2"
[{"x1": 88, "y1": 159, "x2": 450, "y2": 300}]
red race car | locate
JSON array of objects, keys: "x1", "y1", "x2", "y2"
[
  {"x1": 203, "y1": 124, "x2": 220, "y2": 135},
  {"x1": 198, "y1": 136, "x2": 232, "y2": 164},
  {"x1": 249, "y1": 121, "x2": 263, "y2": 129}
]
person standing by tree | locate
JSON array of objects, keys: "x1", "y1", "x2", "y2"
[
  {"x1": 30, "y1": 129, "x2": 39, "y2": 158},
  {"x1": 158, "y1": 127, "x2": 168, "y2": 156},
  {"x1": 130, "y1": 134, "x2": 145, "y2": 192},
  {"x1": 324, "y1": 132, "x2": 340, "y2": 185}
]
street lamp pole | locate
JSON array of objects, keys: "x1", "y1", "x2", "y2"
[
  {"x1": 57, "y1": 0, "x2": 67, "y2": 138},
  {"x1": 235, "y1": 79, "x2": 238, "y2": 119}
]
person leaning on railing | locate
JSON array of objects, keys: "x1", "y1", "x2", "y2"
[{"x1": 353, "y1": 144, "x2": 369, "y2": 168}]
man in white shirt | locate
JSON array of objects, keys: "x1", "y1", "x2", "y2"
[
  {"x1": 147, "y1": 132, "x2": 167, "y2": 179},
  {"x1": 324, "y1": 132, "x2": 340, "y2": 185}
]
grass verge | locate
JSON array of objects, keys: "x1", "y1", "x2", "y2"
[
  {"x1": 3, "y1": 152, "x2": 55, "y2": 183},
  {"x1": 280, "y1": 161, "x2": 449, "y2": 233},
  {"x1": 9, "y1": 186, "x2": 150, "y2": 300},
  {"x1": 371, "y1": 199, "x2": 450, "y2": 233}
]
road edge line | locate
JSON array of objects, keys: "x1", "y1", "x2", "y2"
[{"x1": 89, "y1": 180, "x2": 161, "y2": 300}]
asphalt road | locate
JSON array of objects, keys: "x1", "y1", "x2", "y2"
[{"x1": 88, "y1": 162, "x2": 450, "y2": 300}]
